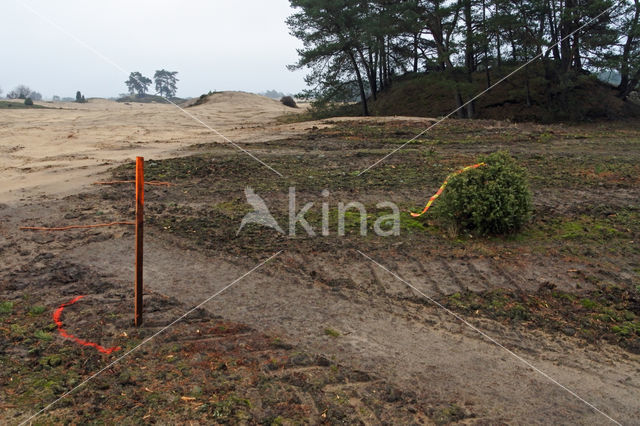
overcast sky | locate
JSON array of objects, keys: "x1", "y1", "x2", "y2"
[{"x1": 2, "y1": 0, "x2": 307, "y2": 99}]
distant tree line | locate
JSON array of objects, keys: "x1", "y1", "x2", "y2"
[
  {"x1": 5, "y1": 85, "x2": 42, "y2": 101},
  {"x1": 125, "y1": 70, "x2": 179, "y2": 98},
  {"x1": 261, "y1": 89, "x2": 289, "y2": 99},
  {"x1": 287, "y1": 0, "x2": 640, "y2": 116},
  {"x1": 0, "y1": 84, "x2": 88, "y2": 103}
]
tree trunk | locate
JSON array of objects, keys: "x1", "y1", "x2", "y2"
[
  {"x1": 495, "y1": 1, "x2": 502, "y2": 68},
  {"x1": 547, "y1": 0, "x2": 561, "y2": 62},
  {"x1": 464, "y1": 0, "x2": 475, "y2": 118},
  {"x1": 464, "y1": 0, "x2": 475, "y2": 73},
  {"x1": 413, "y1": 33, "x2": 419, "y2": 73},
  {"x1": 560, "y1": 0, "x2": 576, "y2": 73},
  {"x1": 572, "y1": 20, "x2": 582, "y2": 71},
  {"x1": 511, "y1": 36, "x2": 518, "y2": 62},
  {"x1": 357, "y1": 47, "x2": 376, "y2": 101},
  {"x1": 384, "y1": 37, "x2": 390, "y2": 86},
  {"x1": 619, "y1": 0, "x2": 640, "y2": 98},
  {"x1": 485, "y1": 55, "x2": 491, "y2": 89},
  {"x1": 455, "y1": 90, "x2": 467, "y2": 118},
  {"x1": 524, "y1": 64, "x2": 532, "y2": 107},
  {"x1": 347, "y1": 50, "x2": 369, "y2": 116},
  {"x1": 483, "y1": 0, "x2": 491, "y2": 88},
  {"x1": 619, "y1": 70, "x2": 640, "y2": 100},
  {"x1": 369, "y1": 47, "x2": 378, "y2": 97},
  {"x1": 379, "y1": 37, "x2": 386, "y2": 91}
]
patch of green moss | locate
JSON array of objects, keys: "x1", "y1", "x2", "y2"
[
  {"x1": 0, "y1": 301, "x2": 14, "y2": 314},
  {"x1": 444, "y1": 285, "x2": 640, "y2": 353},
  {"x1": 211, "y1": 394, "x2": 251, "y2": 419},
  {"x1": 28, "y1": 306, "x2": 46, "y2": 316},
  {"x1": 434, "y1": 404, "x2": 467, "y2": 425},
  {"x1": 34, "y1": 330, "x2": 53, "y2": 341},
  {"x1": 39, "y1": 355, "x2": 62, "y2": 368},
  {"x1": 581, "y1": 298, "x2": 599, "y2": 310},
  {"x1": 324, "y1": 328, "x2": 340, "y2": 338}
]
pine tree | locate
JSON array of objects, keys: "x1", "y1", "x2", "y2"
[
  {"x1": 153, "y1": 70, "x2": 179, "y2": 98},
  {"x1": 126, "y1": 72, "x2": 153, "y2": 96},
  {"x1": 617, "y1": 0, "x2": 640, "y2": 99},
  {"x1": 287, "y1": 0, "x2": 372, "y2": 115}
]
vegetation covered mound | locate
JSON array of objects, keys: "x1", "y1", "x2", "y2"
[
  {"x1": 286, "y1": 1, "x2": 640, "y2": 123},
  {"x1": 0, "y1": 100, "x2": 48, "y2": 109},
  {"x1": 369, "y1": 68, "x2": 640, "y2": 122},
  {"x1": 116, "y1": 94, "x2": 186, "y2": 104}
]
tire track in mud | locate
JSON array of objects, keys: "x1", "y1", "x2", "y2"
[
  {"x1": 280, "y1": 251, "x2": 530, "y2": 302},
  {"x1": 391, "y1": 255, "x2": 439, "y2": 299},
  {"x1": 459, "y1": 259, "x2": 492, "y2": 292},
  {"x1": 451, "y1": 258, "x2": 490, "y2": 293},
  {"x1": 364, "y1": 261, "x2": 389, "y2": 297},
  {"x1": 404, "y1": 253, "x2": 447, "y2": 298},
  {"x1": 438, "y1": 257, "x2": 469, "y2": 294},
  {"x1": 368, "y1": 256, "x2": 417, "y2": 300},
  {"x1": 488, "y1": 257, "x2": 526, "y2": 293}
]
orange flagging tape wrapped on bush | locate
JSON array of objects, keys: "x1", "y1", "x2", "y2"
[
  {"x1": 53, "y1": 296, "x2": 121, "y2": 355},
  {"x1": 411, "y1": 162, "x2": 486, "y2": 218}
]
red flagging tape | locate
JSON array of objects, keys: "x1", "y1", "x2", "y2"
[{"x1": 53, "y1": 295, "x2": 122, "y2": 355}]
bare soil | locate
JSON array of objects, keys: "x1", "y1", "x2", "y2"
[{"x1": 1, "y1": 100, "x2": 639, "y2": 424}]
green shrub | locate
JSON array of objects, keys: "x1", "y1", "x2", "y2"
[
  {"x1": 24, "y1": 97, "x2": 34, "y2": 106},
  {"x1": 435, "y1": 151, "x2": 532, "y2": 235}
]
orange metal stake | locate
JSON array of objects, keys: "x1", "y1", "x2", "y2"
[{"x1": 135, "y1": 157, "x2": 144, "y2": 326}]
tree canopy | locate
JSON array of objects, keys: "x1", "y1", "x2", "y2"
[
  {"x1": 126, "y1": 72, "x2": 153, "y2": 96},
  {"x1": 154, "y1": 70, "x2": 179, "y2": 98},
  {"x1": 7, "y1": 85, "x2": 34, "y2": 100},
  {"x1": 76, "y1": 91, "x2": 87, "y2": 103}
]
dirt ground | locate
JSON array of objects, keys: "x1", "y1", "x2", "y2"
[{"x1": 1, "y1": 95, "x2": 639, "y2": 424}]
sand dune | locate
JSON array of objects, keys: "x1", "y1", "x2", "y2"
[{"x1": 0, "y1": 92, "x2": 306, "y2": 204}]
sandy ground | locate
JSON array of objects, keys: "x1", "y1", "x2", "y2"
[
  {"x1": 0, "y1": 93, "x2": 319, "y2": 204},
  {"x1": 69, "y1": 237, "x2": 640, "y2": 425},
  {"x1": 0, "y1": 93, "x2": 440, "y2": 204},
  {"x1": 2, "y1": 94, "x2": 639, "y2": 424},
  {"x1": 2, "y1": 198, "x2": 638, "y2": 424}
]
